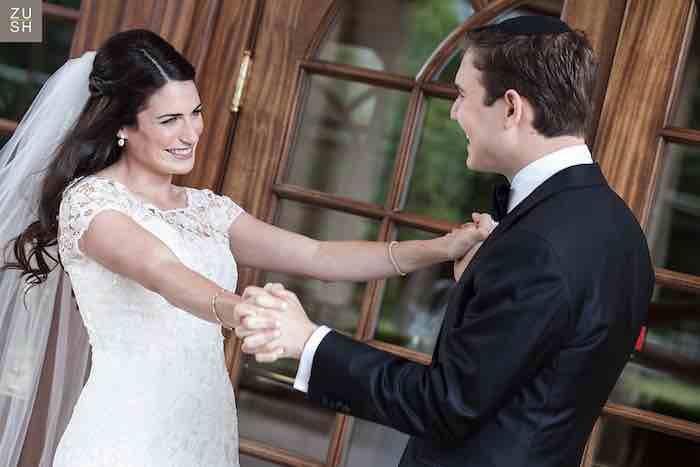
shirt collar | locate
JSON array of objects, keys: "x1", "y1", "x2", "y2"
[{"x1": 507, "y1": 144, "x2": 593, "y2": 213}]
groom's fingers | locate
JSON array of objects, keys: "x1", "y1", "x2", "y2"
[
  {"x1": 242, "y1": 330, "x2": 280, "y2": 352},
  {"x1": 235, "y1": 316, "x2": 278, "y2": 337},
  {"x1": 242, "y1": 285, "x2": 269, "y2": 300},
  {"x1": 255, "y1": 347, "x2": 285, "y2": 363},
  {"x1": 253, "y1": 294, "x2": 288, "y2": 311},
  {"x1": 268, "y1": 289, "x2": 302, "y2": 309}
]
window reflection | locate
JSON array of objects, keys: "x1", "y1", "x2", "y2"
[
  {"x1": 318, "y1": 0, "x2": 474, "y2": 77},
  {"x1": 0, "y1": 18, "x2": 76, "y2": 121},
  {"x1": 609, "y1": 287, "x2": 700, "y2": 424},
  {"x1": 285, "y1": 74, "x2": 409, "y2": 205},
  {"x1": 46, "y1": 0, "x2": 82, "y2": 8},
  {"x1": 670, "y1": 14, "x2": 700, "y2": 129},
  {"x1": 375, "y1": 228, "x2": 453, "y2": 353},
  {"x1": 343, "y1": 418, "x2": 409, "y2": 466},
  {"x1": 239, "y1": 453, "x2": 282, "y2": 467},
  {"x1": 648, "y1": 144, "x2": 700, "y2": 277},
  {"x1": 239, "y1": 199, "x2": 373, "y2": 389},
  {"x1": 237, "y1": 368, "x2": 336, "y2": 462},
  {"x1": 591, "y1": 417, "x2": 700, "y2": 467},
  {"x1": 404, "y1": 97, "x2": 499, "y2": 223}
]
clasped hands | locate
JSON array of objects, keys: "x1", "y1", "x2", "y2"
[{"x1": 233, "y1": 212, "x2": 497, "y2": 363}]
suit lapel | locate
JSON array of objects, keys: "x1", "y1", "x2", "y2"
[
  {"x1": 469, "y1": 163, "x2": 606, "y2": 266},
  {"x1": 432, "y1": 164, "x2": 608, "y2": 361}
]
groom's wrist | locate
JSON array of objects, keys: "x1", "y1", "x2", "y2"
[{"x1": 292, "y1": 322, "x2": 320, "y2": 359}]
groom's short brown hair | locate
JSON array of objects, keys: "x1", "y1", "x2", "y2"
[{"x1": 464, "y1": 24, "x2": 597, "y2": 138}]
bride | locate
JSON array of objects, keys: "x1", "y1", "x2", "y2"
[{"x1": 1, "y1": 29, "x2": 490, "y2": 466}]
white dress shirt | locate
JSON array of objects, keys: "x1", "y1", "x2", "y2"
[
  {"x1": 294, "y1": 144, "x2": 594, "y2": 393},
  {"x1": 507, "y1": 144, "x2": 593, "y2": 213}
]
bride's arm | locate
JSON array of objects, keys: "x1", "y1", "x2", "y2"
[
  {"x1": 227, "y1": 213, "x2": 487, "y2": 282},
  {"x1": 80, "y1": 209, "x2": 244, "y2": 327}
]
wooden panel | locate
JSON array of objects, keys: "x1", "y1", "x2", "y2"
[
  {"x1": 69, "y1": 0, "x2": 222, "y2": 74},
  {"x1": 43, "y1": 2, "x2": 81, "y2": 21},
  {"x1": 69, "y1": 0, "x2": 124, "y2": 56},
  {"x1": 176, "y1": 0, "x2": 255, "y2": 190},
  {"x1": 239, "y1": 438, "x2": 324, "y2": 467},
  {"x1": 562, "y1": 0, "x2": 627, "y2": 147},
  {"x1": 300, "y1": 60, "x2": 415, "y2": 91},
  {"x1": 418, "y1": 0, "x2": 525, "y2": 81},
  {"x1": 217, "y1": 0, "x2": 334, "y2": 215},
  {"x1": 0, "y1": 118, "x2": 18, "y2": 134},
  {"x1": 593, "y1": 0, "x2": 691, "y2": 225},
  {"x1": 156, "y1": 0, "x2": 222, "y2": 73},
  {"x1": 655, "y1": 267, "x2": 700, "y2": 293},
  {"x1": 603, "y1": 402, "x2": 700, "y2": 442},
  {"x1": 660, "y1": 126, "x2": 700, "y2": 146}
]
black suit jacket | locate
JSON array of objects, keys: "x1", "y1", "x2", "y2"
[{"x1": 307, "y1": 164, "x2": 655, "y2": 467}]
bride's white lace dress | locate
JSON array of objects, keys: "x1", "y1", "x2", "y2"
[{"x1": 53, "y1": 175, "x2": 241, "y2": 467}]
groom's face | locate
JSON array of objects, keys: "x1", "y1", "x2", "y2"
[{"x1": 451, "y1": 51, "x2": 508, "y2": 174}]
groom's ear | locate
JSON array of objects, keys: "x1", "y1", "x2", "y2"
[{"x1": 503, "y1": 89, "x2": 524, "y2": 129}]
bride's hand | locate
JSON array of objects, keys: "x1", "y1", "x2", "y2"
[
  {"x1": 453, "y1": 213, "x2": 497, "y2": 281},
  {"x1": 442, "y1": 212, "x2": 496, "y2": 261}
]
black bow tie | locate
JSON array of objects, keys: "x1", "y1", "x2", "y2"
[{"x1": 492, "y1": 182, "x2": 511, "y2": 221}]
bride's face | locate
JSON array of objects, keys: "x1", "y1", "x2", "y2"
[{"x1": 120, "y1": 80, "x2": 203, "y2": 176}]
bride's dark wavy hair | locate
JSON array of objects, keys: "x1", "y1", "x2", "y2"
[{"x1": 2, "y1": 29, "x2": 195, "y2": 286}]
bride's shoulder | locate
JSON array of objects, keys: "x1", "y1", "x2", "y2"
[{"x1": 60, "y1": 175, "x2": 130, "y2": 213}]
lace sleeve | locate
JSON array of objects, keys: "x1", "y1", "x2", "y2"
[
  {"x1": 202, "y1": 189, "x2": 245, "y2": 235},
  {"x1": 58, "y1": 177, "x2": 135, "y2": 264}
]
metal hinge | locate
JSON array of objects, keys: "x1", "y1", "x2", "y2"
[{"x1": 230, "y1": 50, "x2": 252, "y2": 113}]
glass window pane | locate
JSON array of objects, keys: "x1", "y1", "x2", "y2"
[
  {"x1": 343, "y1": 418, "x2": 409, "y2": 467},
  {"x1": 375, "y1": 227, "x2": 453, "y2": 353},
  {"x1": 404, "y1": 97, "x2": 500, "y2": 223},
  {"x1": 236, "y1": 366, "x2": 336, "y2": 462},
  {"x1": 590, "y1": 417, "x2": 700, "y2": 467},
  {"x1": 46, "y1": 0, "x2": 82, "y2": 8},
  {"x1": 608, "y1": 286, "x2": 700, "y2": 424},
  {"x1": 0, "y1": 18, "x2": 76, "y2": 121},
  {"x1": 268, "y1": 199, "x2": 378, "y2": 338},
  {"x1": 239, "y1": 454, "x2": 283, "y2": 467},
  {"x1": 0, "y1": 133, "x2": 11, "y2": 150},
  {"x1": 648, "y1": 144, "x2": 700, "y2": 277},
  {"x1": 670, "y1": 15, "x2": 700, "y2": 129},
  {"x1": 318, "y1": 1, "x2": 474, "y2": 77},
  {"x1": 285, "y1": 74, "x2": 409, "y2": 205}
]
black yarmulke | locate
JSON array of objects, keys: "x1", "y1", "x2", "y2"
[{"x1": 471, "y1": 15, "x2": 573, "y2": 36}]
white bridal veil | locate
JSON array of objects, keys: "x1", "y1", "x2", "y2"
[{"x1": 0, "y1": 52, "x2": 95, "y2": 467}]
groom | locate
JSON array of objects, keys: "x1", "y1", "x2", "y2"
[{"x1": 236, "y1": 16, "x2": 654, "y2": 467}]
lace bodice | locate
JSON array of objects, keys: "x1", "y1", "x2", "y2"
[{"x1": 53, "y1": 175, "x2": 243, "y2": 467}]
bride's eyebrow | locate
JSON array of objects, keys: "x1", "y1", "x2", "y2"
[
  {"x1": 156, "y1": 112, "x2": 183, "y2": 119},
  {"x1": 156, "y1": 104, "x2": 202, "y2": 119}
]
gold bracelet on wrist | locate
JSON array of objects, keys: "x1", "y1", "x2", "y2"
[
  {"x1": 387, "y1": 240, "x2": 407, "y2": 276},
  {"x1": 211, "y1": 289, "x2": 231, "y2": 329}
]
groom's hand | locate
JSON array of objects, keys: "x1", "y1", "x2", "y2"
[{"x1": 234, "y1": 284, "x2": 319, "y2": 363}]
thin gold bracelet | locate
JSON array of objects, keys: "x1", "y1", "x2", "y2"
[
  {"x1": 388, "y1": 240, "x2": 407, "y2": 276},
  {"x1": 211, "y1": 289, "x2": 231, "y2": 329}
]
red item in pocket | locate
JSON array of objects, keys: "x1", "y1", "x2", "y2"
[{"x1": 634, "y1": 326, "x2": 647, "y2": 352}]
